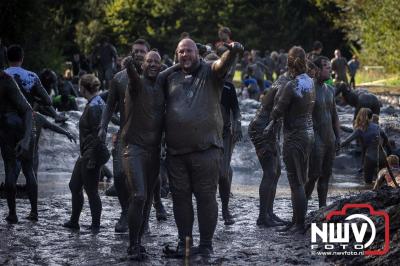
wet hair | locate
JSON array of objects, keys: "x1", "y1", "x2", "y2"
[
  {"x1": 313, "y1": 41, "x2": 323, "y2": 51},
  {"x1": 387, "y1": 155, "x2": 399, "y2": 167},
  {"x1": 79, "y1": 74, "x2": 100, "y2": 94},
  {"x1": 354, "y1": 108, "x2": 372, "y2": 131},
  {"x1": 219, "y1": 27, "x2": 231, "y2": 36},
  {"x1": 287, "y1": 46, "x2": 307, "y2": 76},
  {"x1": 7, "y1": 44, "x2": 24, "y2": 62},
  {"x1": 313, "y1": 56, "x2": 330, "y2": 70},
  {"x1": 372, "y1": 114, "x2": 379, "y2": 124},
  {"x1": 132, "y1": 39, "x2": 150, "y2": 51}
]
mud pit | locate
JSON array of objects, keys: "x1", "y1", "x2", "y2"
[
  {"x1": 0, "y1": 180, "x2": 336, "y2": 265},
  {"x1": 1, "y1": 94, "x2": 399, "y2": 265}
]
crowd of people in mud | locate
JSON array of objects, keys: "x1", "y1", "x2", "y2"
[{"x1": 1, "y1": 26, "x2": 400, "y2": 261}]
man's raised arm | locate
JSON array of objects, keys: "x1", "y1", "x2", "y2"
[{"x1": 212, "y1": 42, "x2": 244, "y2": 78}]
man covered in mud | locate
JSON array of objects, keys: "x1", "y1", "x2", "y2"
[
  {"x1": 162, "y1": 38, "x2": 243, "y2": 257},
  {"x1": 265, "y1": 46, "x2": 315, "y2": 233},
  {"x1": 331, "y1": 49, "x2": 349, "y2": 84},
  {"x1": 219, "y1": 80, "x2": 242, "y2": 225},
  {"x1": 5, "y1": 45, "x2": 66, "y2": 123},
  {"x1": 99, "y1": 39, "x2": 168, "y2": 232},
  {"x1": 304, "y1": 56, "x2": 340, "y2": 208},
  {"x1": 92, "y1": 36, "x2": 118, "y2": 90},
  {"x1": 0, "y1": 70, "x2": 35, "y2": 223},
  {"x1": 204, "y1": 52, "x2": 242, "y2": 225},
  {"x1": 248, "y1": 71, "x2": 292, "y2": 227},
  {"x1": 121, "y1": 51, "x2": 178, "y2": 260}
]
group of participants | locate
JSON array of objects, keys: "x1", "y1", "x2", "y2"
[
  {"x1": 1, "y1": 28, "x2": 399, "y2": 261},
  {"x1": 241, "y1": 40, "x2": 361, "y2": 101},
  {"x1": 0, "y1": 34, "x2": 244, "y2": 260}
]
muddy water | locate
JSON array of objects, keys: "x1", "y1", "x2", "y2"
[{"x1": 1, "y1": 95, "x2": 399, "y2": 265}]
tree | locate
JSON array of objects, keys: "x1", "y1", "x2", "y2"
[{"x1": 314, "y1": 0, "x2": 400, "y2": 72}]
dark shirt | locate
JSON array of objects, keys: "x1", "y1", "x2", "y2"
[
  {"x1": 94, "y1": 43, "x2": 118, "y2": 69},
  {"x1": 331, "y1": 57, "x2": 348, "y2": 83},
  {"x1": 103, "y1": 69, "x2": 128, "y2": 129},
  {"x1": 59, "y1": 80, "x2": 78, "y2": 97},
  {"x1": 220, "y1": 81, "x2": 241, "y2": 133},
  {"x1": 79, "y1": 95, "x2": 105, "y2": 156},
  {"x1": 165, "y1": 61, "x2": 224, "y2": 155},
  {"x1": 122, "y1": 75, "x2": 165, "y2": 148}
]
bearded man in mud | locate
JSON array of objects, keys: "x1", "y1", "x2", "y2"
[
  {"x1": 304, "y1": 56, "x2": 340, "y2": 208},
  {"x1": 121, "y1": 51, "x2": 179, "y2": 260},
  {"x1": 248, "y1": 71, "x2": 292, "y2": 227},
  {"x1": 265, "y1": 46, "x2": 315, "y2": 233},
  {"x1": 0, "y1": 70, "x2": 35, "y2": 224},
  {"x1": 162, "y1": 38, "x2": 243, "y2": 257},
  {"x1": 99, "y1": 39, "x2": 167, "y2": 232}
]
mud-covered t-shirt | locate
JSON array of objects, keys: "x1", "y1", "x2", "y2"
[
  {"x1": 5, "y1": 66, "x2": 41, "y2": 92},
  {"x1": 164, "y1": 61, "x2": 224, "y2": 155},
  {"x1": 271, "y1": 73, "x2": 315, "y2": 132},
  {"x1": 0, "y1": 71, "x2": 32, "y2": 116},
  {"x1": 5, "y1": 66, "x2": 51, "y2": 106},
  {"x1": 79, "y1": 95, "x2": 105, "y2": 155},
  {"x1": 122, "y1": 76, "x2": 165, "y2": 148}
]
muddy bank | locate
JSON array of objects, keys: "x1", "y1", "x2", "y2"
[
  {"x1": 305, "y1": 186, "x2": 400, "y2": 266},
  {"x1": 1, "y1": 184, "x2": 337, "y2": 266}
]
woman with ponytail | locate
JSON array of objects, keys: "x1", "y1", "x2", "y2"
[
  {"x1": 340, "y1": 108, "x2": 391, "y2": 184},
  {"x1": 63, "y1": 74, "x2": 109, "y2": 233},
  {"x1": 265, "y1": 46, "x2": 315, "y2": 233}
]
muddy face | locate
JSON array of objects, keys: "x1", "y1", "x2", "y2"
[
  {"x1": 142, "y1": 51, "x2": 161, "y2": 79},
  {"x1": 132, "y1": 44, "x2": 149, "y2": 65},
  {"x1": 319, "y1": 59, "x2": 331, "y2": 82},
  {"x1": 176, "y1": 39, "x2": 199, "y2": 73}
]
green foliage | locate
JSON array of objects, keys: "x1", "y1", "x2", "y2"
[
  {"x1": 314, "y1": 0, "x2": 400, "y2": 73},
  {"x1": 103, "y1": 0, "x2": 347, "y2": 56},
  {"x1": 1, "y1": 0, "x2": 349, "y2": 71}
]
